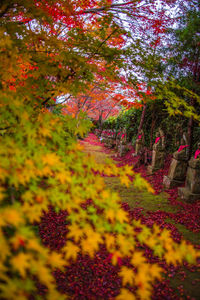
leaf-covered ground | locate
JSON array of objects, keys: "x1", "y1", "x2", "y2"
[{"x1": 39, "y1": 133, "x2": 200, "y2": 299}]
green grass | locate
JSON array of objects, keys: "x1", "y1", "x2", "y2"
[{"x1": 104, "y1": 177, "x2": 179, "y2": 213}]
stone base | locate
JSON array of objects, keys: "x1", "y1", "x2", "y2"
[
  {"x1": 147, "y1": 165, "x2": 159, "y2": 174},
  {"x1": 178, "y1": 187, "x2": 200, "y2": 202},
  {"x1": 163, "y1": 175, "x2": 185, "y2": 189}
]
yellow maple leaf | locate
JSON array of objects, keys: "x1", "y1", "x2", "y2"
[
  {"x1": 11, "y1": 253, "x2": 30, "y2": 277},
  {"x1": 123, "y1": 164, "x2": 134, "y2": 176},
  {"x1": 159, "y1": 228, "x2": 171, "y2": 241},
  {"x1": 22, "y1": 190, "x2": 34, "y2": 202},
  {"x1": 48, "y1": 252, "x2": 66, "y2": 269},
  {"x1": 46, "y1": 289, "x2": 68, "y2": 300},
  {"x1": 22, "y1": 203, "x2": 44, "y2": 223},
  {"x1": 105, "y1": 209, "x2": 116, "y2": 223},
  {"x1": 80, "y1": 228, "x2": 103, "y2": 257},
  {"x1": 101, "y1": 190, "x2": 110, "y2": 200},
  {"x1": 119, "y1": 266, "x2": 135, "y2": 286},
  {"x1": 27, "y1": 239, "x2": 48, "y2": 256},
  {"x1": 117, "y1": 234, "x2": 133, "y2": 255},
  {"x1": 116, "y1": 288, "x2": 136, "y2": 300},
  {"x1": 103, "y1": 166, "x2": 112, "y2": 176},
  {"x1": 170, "y1": 249, "x2": 183, "y2": 265},
  {"x1": 146, "y1": 236, "x2": 157, "y2": 249},
  {"x1": 120, "y1": 175, "x2": 130, "y2": 187},
  {"x1": 56, "y1": 171, "x2": 72, "y2": 184},
  {"x1": 37, "y1": 264, "x2": 55, "y2": 289},
  {"x1": 104, "y1": 233, "x2": 115, "y2": 251},
  {"x1": 136, "y1": 282, "x2": 152, "y2": 300},
  {"x1": 131, "y1": 251, "x2": 146, "y2": 267},
  {"x1": 116, "y1": 209, "x2": 128, "y2": 223},
  {"x1": 39, "y1": 165, "x2": 53, "y2": 176},
  {"x1": 76, "y1": 143, "x2": 83, "y2": 151},
  {"x1": 42, "y1": 153, "x2": 60, "y2": 166},
  {"x1": 111, "y1": 251, "x2": 122, "y2": 266},
  {"x1": 3, "y1": 209, "x2": 24, "y2": 226},
  {"x1": 63, "y1": 241, "x2": 80, "y2": 261},
  {"x1": 135, "y1": 265, "x2": 152, "y2": 299},
  {"x1": 85, "y1": 231, "x2": 103, "y2": 252},
  {"x1": 153, "y1": 223, "x2": 161, "y2": 235},
  {"x1": 67, "y1": 223, "x2": 83, "y2": 242},
  {"x1": 81, "y1": 238, "x2": 95, "y2": 257},
  {"x1": 150, "y1": 264, "x2": 163, "y2": 280},
  {"x1": 144, "y1": 181, "x2": 155, "y2": 194},
  {"x1": 40, "y1": 127, "x2": 51, "y2": 137}
]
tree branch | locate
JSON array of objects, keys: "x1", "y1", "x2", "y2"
[{"x1": 80, "y1": 1, "x2": 137, "y2": 14}]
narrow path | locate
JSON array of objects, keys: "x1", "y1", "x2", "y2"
[
  {"x1": 80, "y1": 133, "x2": 200, "y2": 299},
  {"x1": 81, "y1": 134, "x2": 200, "y2": 244}
]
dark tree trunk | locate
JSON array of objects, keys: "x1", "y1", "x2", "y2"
[
  {"x1": 187, "y1": 98, "x2": 195, "y2": 158},
  {"x1": 137, "y1": 103, "x2": 147, "y2": 134},
  {"x1": 187, "y1": 115, "x2": 193, "y2": 158},
  {"x1": 150, "y1": 110, "x2": 156, "y2": 150},
  {"x1": 98, "y1": 114, "x2": 103, "y2": 133}
]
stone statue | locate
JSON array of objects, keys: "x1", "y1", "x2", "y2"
[
  {"x1": 118, "y1": 128, "x2": 127, "y2": 156},
  {"x1": 178, "y1": 142, "x2": 200, "y2": 202},
  {"x1": 148, "y1": 128, "x2": 165, "y2": 174},
  {"x1": 134, "y1": 129, "x2": 145, "y2": 156},
  {"x1": 163, "y1": 132, "x2": 189, "y2": 188},
  {"x1": 153, "y1": 128, "x2": 165, "y2": 151}
]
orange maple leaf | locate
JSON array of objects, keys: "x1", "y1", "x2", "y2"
[{"x1": 119, "y1": 266, "x2": 135, "y2": 286}]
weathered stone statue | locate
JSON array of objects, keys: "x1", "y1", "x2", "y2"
[
  {"x1": 147, "y1": 128, "x2": 165, "y2": 174},
  {"x1": 133, "y1": 130, "x2": 145, "y2": 156},
  {"x1": 115, "y1": 129, "x2": 122, "y2": 150},
  {"x1": 163, "y1": 132, "x2": 189, "y2": 188},
  {"x1": 178, "y1": 143, "x2": 200, "y2": 202},
  {"x1": 118, "y1": 128, "x2": 127, "y2": 157}
]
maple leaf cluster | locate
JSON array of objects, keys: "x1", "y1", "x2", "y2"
[{"x1": 0, "y1": 1, "x2": 200, "y2": 299}]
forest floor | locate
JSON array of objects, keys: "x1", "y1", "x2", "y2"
[
  {"x1": 79, "y1": 133, "x2": 200, "y2": 300},
  {"x1": 39, "y1": 133, "x2": 200, "y2": 299}
]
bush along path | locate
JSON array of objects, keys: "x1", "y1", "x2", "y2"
[{"x1": 38, "y1": 133, "x2": 200, "y2": 300}]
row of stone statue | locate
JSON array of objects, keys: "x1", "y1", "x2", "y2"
[
  {"x1": 96, "y1": 128, "x2": 200, "y2": 202},
  {"x1": 133, "y1": 127, "x2": 200, "y2": 202},
  {"x1": 98, "y1": 128, "x2": 129, "y2": 156}
]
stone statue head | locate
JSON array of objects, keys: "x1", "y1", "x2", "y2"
[{"x1": 155, "y1": 131, "x2": 160, "y2": 138}]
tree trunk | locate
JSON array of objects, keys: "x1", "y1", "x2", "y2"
[
  {"x1": 187, "y1": 115, "x2": 193, "y2": 158},
  {"x1": 150, "y1": 110, "x2": 156, "y2": 150},
  {"x1": 98, "y1": 113, "x2": 103, "y2": 131},
  {"x1": 187, "y1": 98, "x2": 195, "y2": 158},
  {"x1": 137, "y1": 103, "x2": 147, "y2": 134}
]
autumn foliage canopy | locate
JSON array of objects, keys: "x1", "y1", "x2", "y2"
[{"x1": 0, "y1": 0, "x2": 199, "y2": 299}]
